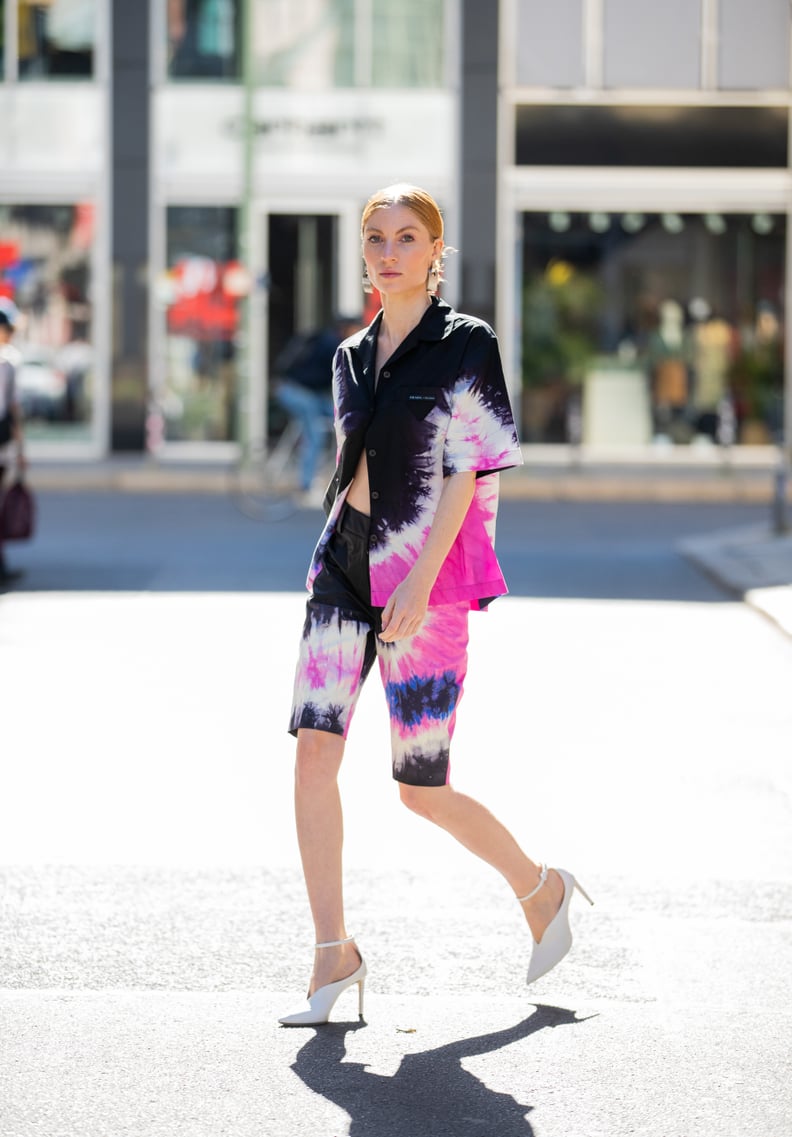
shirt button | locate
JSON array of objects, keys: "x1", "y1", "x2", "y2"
[
  {"x1": 368, "y1": 448, "x2": 376, "y2": 458},
  {"x1": 371, "y1": 491, "x2": 380, "y2": 500},
  {"x1": 382, "y1": 370, "x2": 391, "y2": 379},
  {"x1": 369, "y1": 537, "x2": 376, "y2": 548}
]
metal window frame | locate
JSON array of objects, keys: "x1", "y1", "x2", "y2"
[
  {"x1": 4, "y1": 0, "x2": 18, "y2": 80},
  {"x1": 701, "y1": 0, "x2": 718, "y2": 89}
]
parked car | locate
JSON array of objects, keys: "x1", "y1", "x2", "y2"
[{"x1": 16, "y1": 350, "x2": 67, "y2": 420}]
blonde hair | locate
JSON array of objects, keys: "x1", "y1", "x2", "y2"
[
  {"x1": 361, "y1": 184, "x2": 454, "y2": 293},
  {"x1": 361, "y1": 183, "x2": 444, "y2": 242}
]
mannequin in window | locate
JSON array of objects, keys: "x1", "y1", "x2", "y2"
[
  {"x1": 686, "y1": 298, "x2": 734, "y2": 443},
  {"x1": 648, "y1": 299, "x2": 689, "y2": 443}
]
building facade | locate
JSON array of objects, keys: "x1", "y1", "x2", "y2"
[
  {"x1": 498, "y1": 0, "x2": 791, "y2": 454},
  {"x1": 0, "y1": 0, "x2": 789, "y2": 464}
]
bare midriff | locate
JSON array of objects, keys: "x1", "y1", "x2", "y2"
[
  {"x1": 345, "y1": 336, "x2": 394, "y2": 517},
  {"x1": 345, "y1": 452, "x2": 371, "y2": 515}
]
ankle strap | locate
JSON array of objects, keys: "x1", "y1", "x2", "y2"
[
  {"x1": 315, "y1": 935, "x2": 354, "y2": 949},
  {"x1": 517, "y1": 864, "x2": 548, "y2": 904}
]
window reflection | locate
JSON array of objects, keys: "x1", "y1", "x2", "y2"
[
  {"x1": 520, "y1": 212, "x2": 785, "y2": 448},
  {"x1": 17, "y1": 0, "x2": 95, "y2": 79},
  {"x1": 168, "y1": 0, "x2": 240, "y2": 79},
  {"x1": 0, "y1": 204, "x2": 94, "y2": 436},
  {"x1": 253, "y1": 0, "x2": 353, "y2": 88},
  {"x1": 159, "y1": 206, "x2": 240, "y2": 443},
  {"x1": 371, "y1": 0, "x2": 444, "y2": 87},
  {"x1": 251, "y1": 0, "x2": 444, "y2": 88}
]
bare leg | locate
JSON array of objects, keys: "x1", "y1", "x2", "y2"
[
  {"x1": 399, "y1": 783, "x2": 564, "y2": 942},
  {"x1": 294, "y1": 728, "x2": 361, "y2": 993}
]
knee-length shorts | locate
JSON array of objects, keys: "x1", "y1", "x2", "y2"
[{"x1": 288, "y1": 503, "x2": 470, "y2": 786}]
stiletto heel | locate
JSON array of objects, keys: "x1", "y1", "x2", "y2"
[
  {"x1": 278, "y1": 936, "x2": 367, "y2": 1027},
  {"x1": 573, "y1": 878, "x2": 594, "y2": 907},
  {"x1": 518, "y1": 865, "x2": 594, "y2": 986}
]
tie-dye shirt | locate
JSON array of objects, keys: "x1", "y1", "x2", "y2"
[{"x1": 309, "y1": 298, "x2": 523, "y2": 610}]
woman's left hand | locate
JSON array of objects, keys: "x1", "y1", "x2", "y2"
[{"x1": 379, "y1": 576, "x2": 431, "y2": 642}]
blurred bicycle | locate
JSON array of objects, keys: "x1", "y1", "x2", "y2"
[
  {"x1": 230, "y1": 413, "x2": 335, "y2": 521},
  {"x1": 231, "y1": 316, "x2": 359, "y2": 521}
]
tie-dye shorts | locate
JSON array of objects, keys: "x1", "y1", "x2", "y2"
[{"x1": 288, "y1": 503, "x2": 469, "y2": 786}]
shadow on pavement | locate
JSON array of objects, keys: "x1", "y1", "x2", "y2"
[{"x1": 290, "y1": 1004, "x2": 594, "y2": 1137}]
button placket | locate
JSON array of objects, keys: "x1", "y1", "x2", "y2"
[{"x1": 367, "y1": 441, "x2": 379, "y2": 501}]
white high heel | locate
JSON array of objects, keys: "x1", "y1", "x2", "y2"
[
  {"x1": 519, "y1": 865, "x2": 594, "y2": 985},
  {"x1": 278, "y1": 936, "x2": 367, "y2": 1026}
]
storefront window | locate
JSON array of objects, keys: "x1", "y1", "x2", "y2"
[
  {"x1": 252, "y1": 0, "x2": 444, "y2": 88},
  {"x1": 0, "y1": 204, "x2": 95, "y2": 439},
  {"x1": 371, "y1": 0, "x2": 444, "y2": 87},
  {"x1": 520, "y1": 212, "x2": 785, "y2": 448},
  {"x1": 168, "y1": 0, "x2": 240, "y2": 79},
  {"x1": 17, "y1": 0, "x2": 96, "y2": 78},
  {"x1": 159, "y1": 206, "x2": 240, "y2": 443}
]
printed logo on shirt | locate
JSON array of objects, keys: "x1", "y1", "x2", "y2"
[{"x1": 405, "y1": 389, "x2": 437, "y2": 420}]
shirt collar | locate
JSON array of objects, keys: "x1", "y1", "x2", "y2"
[{"x1": 349, "y1": 297, "x2": 451, "y2": 386}]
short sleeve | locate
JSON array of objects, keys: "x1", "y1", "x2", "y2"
[{"x1": 443, "y1": 325, "x2": 523, "y2": 477}]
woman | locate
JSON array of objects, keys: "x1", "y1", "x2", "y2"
[
  {"x1": 279, "y1": 185, "x2": 591, "y2": 1027},
  {"x1": 0, "y1": 299, "x2": 27, "y2": 585}
]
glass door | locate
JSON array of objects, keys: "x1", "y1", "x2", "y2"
[
  {"x1": 267, "y1": 213, "x2": 338, "y2": 380},
  {"x1": 246, "y1": 202, "x2": 362, "y2": 454}
]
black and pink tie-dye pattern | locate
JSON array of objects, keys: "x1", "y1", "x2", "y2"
[
  {"x1": 381, "y1": 601, "x2": 469, "y2": 785},
  {"x1": 288, "y1": 602, "x2": 377, "y2": 739},
  {"x1": 289, "y1": 599, "x2": 469, "y2": 785},
  {"x1": 307, "y1": 299, "x2": 523, "y2": 611}
]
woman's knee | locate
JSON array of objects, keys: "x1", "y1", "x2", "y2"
[{"x1": 399, "y1": 782, "x2": 447, "y2": 820}]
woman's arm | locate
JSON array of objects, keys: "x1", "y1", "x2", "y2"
[{"x1": 378, "y1": 470, "x2": 476, "y2": 642}]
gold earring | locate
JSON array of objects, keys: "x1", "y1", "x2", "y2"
[
  {"x1": 426, "y1": 260, "x2": 440, "y2": 295},
  {"x1": 362, "y1": 264, "x2": 374, "y2": 294}
]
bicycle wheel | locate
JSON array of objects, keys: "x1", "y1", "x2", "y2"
[{"x1": 231, "y1": 437, "x2": 300, "y2": 521}]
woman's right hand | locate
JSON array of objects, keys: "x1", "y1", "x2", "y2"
[{"x1": 378, "y1": 574, "x2": 431, "y2": 642}]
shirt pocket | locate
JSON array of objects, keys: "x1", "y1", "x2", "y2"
[{"x1": 403, "y1": 387, "x2": 440, "y2": 421}]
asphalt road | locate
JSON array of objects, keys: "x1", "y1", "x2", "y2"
[
  {"x1": 1, "y1": 492, "x2": 790, "y2": 1137},
  {"x1": 2, "y1": 489, "x2": 771, "y2": 599}
]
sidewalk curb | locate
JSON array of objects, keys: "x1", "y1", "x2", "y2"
[
  {"x1": 744, "y1": 585, "x2": 792, "y2": 638},
  {"x1": 24, "y1": 460, "x2": 791, "y2": 504},
  {"x1": 679, "y1": 524, "x2": 792, "y2": 639}
]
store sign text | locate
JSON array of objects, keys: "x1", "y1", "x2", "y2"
[{"x1": 224, "y1": 115, "x2": 384, "y2": 143}]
